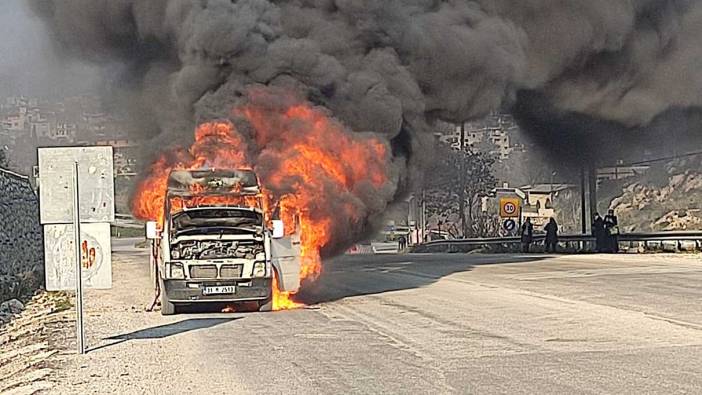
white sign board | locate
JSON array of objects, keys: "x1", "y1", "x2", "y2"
[
  {"x1": 44, "y1": 223, "x2": 112, "y2": 291},
  {"x1": 38, "y1": 146, "x2": 115, "y2": 224}
]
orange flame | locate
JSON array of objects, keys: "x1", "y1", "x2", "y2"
[
  {"x1": 272, "y1": 275, "x2": 303, "y2": 311},
  {"x1": 131, "y1": 91, "x2": 389, "y2": 310},
  {"x1": 131, "y1": 121, "x2": 250, "y2": 226}
]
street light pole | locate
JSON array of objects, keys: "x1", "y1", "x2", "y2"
[
  {"x1": 550, "y1": 171, "x2": 557, "y2": 209},
  {"x1": 458, "y1": 122, "x2": 466, "y2": 237}
]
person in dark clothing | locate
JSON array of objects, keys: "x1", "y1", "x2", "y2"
[
  {"x1": 398, "y1": 235, "x2": 407, "y2": 251},
  {"x1": 520, "y1": 218, "x2": 534, "y2": 253},
  {"x1": 603, "y1": 209, "x2": 619, "y2": 253},
  {"x1": 544, "y1": 218, "x2": 559, "y2": 253},
  {"x1": 592, "y1": 213, "x2": 606, "y2": 252}
]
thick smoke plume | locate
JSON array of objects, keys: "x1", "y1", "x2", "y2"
[{"x1": 31, "y1": 0, "x2": 702, "y2": 245}]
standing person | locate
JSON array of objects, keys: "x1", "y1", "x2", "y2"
[
  {"x1": 520, "y1": 217, "x2": 534, "y2": 253},
  {"x1": 592, "y1": 213, "x2": 605, "y2": 252},
  {"x1": 544, "y1": 218, "x2": 559, "y2": 253},
  {"x1": 603, "y1": 209, "x2": 620, "y2": 253},
  {"x1": 398, "y1": 235, "x2": 407, "y2": 251}
]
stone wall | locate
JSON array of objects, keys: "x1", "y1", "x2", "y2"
[{"x1": 0, "y1": 168, "x2": 44, "y2": 302}]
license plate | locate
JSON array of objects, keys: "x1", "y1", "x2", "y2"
[{"x1": 202, "y1": 286, "x2": 236, "y2": 295}]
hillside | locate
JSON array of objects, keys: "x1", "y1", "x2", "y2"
[{"x1": 601, "y1": 158, "x2": 702, "y2": 232}]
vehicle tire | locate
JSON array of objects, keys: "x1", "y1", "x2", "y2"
[
  {"x1": 160, "y1": 278, "x2": 177, "y2": 316},
  {"x1": 258, "y1": 298, "x2": 273, "y2": 312},
  {"x1": 258, "y1": 271, "x2": 277, "y2": 312}
]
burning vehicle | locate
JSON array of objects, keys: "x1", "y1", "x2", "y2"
[
  {"x1": 132, "y1": 101, "x2": 393, "y2": 313},
  {"x1": 147, "y1": 168, "x2": 301, "y2": 315}
]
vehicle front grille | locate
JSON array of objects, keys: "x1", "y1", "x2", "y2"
[
  {"x1": 220, "y1": 264, "x2": 243, "y2": 278},
  {"x1": 189, "y1": 265, "x2": 218, "y2": 279}
]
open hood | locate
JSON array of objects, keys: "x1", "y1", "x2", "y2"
[
  {"x1": 168, "y1": 169, "x2": 261, "y2": 196},
  {"x1": 171, "y1": 207, "x2": 263, "y2": 235}
]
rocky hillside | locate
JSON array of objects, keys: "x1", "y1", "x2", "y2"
[{"x1": 603, "y1": 158, "x2": 702, "y2": 232}]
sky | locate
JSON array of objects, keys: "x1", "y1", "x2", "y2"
[{"x1": 0, "y1": 0, "x2": 99, "y2": 97}]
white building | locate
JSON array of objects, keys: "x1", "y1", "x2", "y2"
[
  {"x1": 51, "y1": 122, "x2": 77, "y2": 140},
  {"x1": 2, "y1": 111, "x2": 26, "y2": 131},
  {"x1": 520, "y1": 183, "x2": 577, "y2": 226},
  {"x1": 437, "y1": 113, "x2": 518, "y2": 159}
]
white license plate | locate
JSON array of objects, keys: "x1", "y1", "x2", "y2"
[{"x1": 202, "y1": 286, "x2": 236, "y2": 295}]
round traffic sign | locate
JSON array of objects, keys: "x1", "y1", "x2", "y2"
[
  {"x1": 503, "y1": 202, "x2": 517, "y2": 215},
  {"x1": 503, "y1": 219, "x2": 516, "y2": 231}
]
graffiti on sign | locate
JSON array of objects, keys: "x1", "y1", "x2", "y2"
[{"x1": 44, "y1": 223, "x2": 112, "y2": 291}]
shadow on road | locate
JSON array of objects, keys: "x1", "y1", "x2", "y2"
[
  {"x1": 297, "y1": 253, "x2": 550, "y2": 305},
  {"x1": 91, "y1": 318, "x2": 239, "y2": 352}
]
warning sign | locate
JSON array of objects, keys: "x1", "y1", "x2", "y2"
[{"x1": 499, "y1": 197, "x2": 521, "y2": 218}]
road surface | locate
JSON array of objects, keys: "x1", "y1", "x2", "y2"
[{"x1": 49, "y1": 245, "x2": 702, "y2": 394}]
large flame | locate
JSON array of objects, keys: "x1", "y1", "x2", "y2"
[
  {"x1": 131, "y1": 90, "x2": 390, "y2": 310},
  {"x1": 272, "y1": 275, "x2": 303, "y2": 311}
]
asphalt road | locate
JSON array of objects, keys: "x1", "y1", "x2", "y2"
[{"x1": 51, "y1": 248, "x2": 702, "y2": 394}]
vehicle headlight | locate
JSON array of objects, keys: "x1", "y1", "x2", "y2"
[
  {"x1": 252, "y1": 261, "x2": 266, "y2": 278},
  {"x1": 169, "y1": 262, "x2": 185, "y2": 279},
  {"x1": 171, "y1": 249, "x2": 180, "y2": 259}
]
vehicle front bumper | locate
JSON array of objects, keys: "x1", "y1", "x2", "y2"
[{"x1": 163, "y1": 278, "x2": 272, "y2": 303}]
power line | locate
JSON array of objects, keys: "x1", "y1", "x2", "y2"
[{"x1": 605, "y1": 150, "x2": 702, "y2": 168}]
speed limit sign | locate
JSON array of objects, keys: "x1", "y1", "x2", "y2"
[{"x1": 499, "y1": 197, "x2": 521, "y2": 218}]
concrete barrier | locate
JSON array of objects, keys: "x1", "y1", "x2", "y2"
[
  {"x1": 371, "y1": 242, "x2": 400, "y2": 254},
  {"x1": 661, "y1": 240, "x2": 678, "y2": 252},
  {"x1": 346, "y1": 244, "x2": 373, "y2": 255},
  {"x1": 679, "y1": 240, "x2": 698, "y2": 252}
]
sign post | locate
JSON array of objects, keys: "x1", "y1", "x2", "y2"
[
  {"x1": 72, "y1": 162, "x2": 85, "y2": 354},
  {"x1": 38, "y1": 146, "x2": 115, "y2": 355}
]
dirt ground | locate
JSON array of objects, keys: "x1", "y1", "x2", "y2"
[{"x1": 0, "y1": 292, "x2": 72, "y2": 394}]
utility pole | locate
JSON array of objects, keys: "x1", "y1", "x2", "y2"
[
  {"x1": 458, "y1": 122, "x2": 466, "y2": 237},
  {"x1": 421, "y1": 189, "x2": 426, "y2": 243},
  {"x1": 550, "y1": 171, "x2": 557, "y2": 208},
  {"x1": 580, "y1": 166, "x2": 587, "y2": 235},
  {"x1": 588, "y1": 166, "x2": 598, "y2": 224}
]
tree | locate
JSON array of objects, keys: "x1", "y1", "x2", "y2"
[
  {"x1": 0, "y1": 149, "x2": 8, "y2": 168},
  {"x1": 425, "y1": 142, "x2": 497, "y2": 237},
  {"x1": 495, "y1": 148, "x2": 551, "y2": 187}
]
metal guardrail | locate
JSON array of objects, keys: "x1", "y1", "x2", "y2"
[
  {"x1": 418, "y1": 231, "x2": 702, "y2": 251},
  {"x1": 115, "y1": 213, "x2": 135, "y2": 219},
  {"x1": 113, "y1": 214, "x2": 143, "y2": 229}
]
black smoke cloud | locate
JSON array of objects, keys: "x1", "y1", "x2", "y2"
[{"x1": 30, "y1": 0, "x2": 702, "y2": 183}]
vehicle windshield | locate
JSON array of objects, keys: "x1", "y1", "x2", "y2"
[{"x1": 171, "y1": 208, "x2": 263, "y2": 232}]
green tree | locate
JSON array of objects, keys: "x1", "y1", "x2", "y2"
[
  {"x1": 0, "y1": 149, "x2": 8, "y2": 168},
  {"x1": 425, "y1": 143, "x2": 497, "y2": 237}
]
